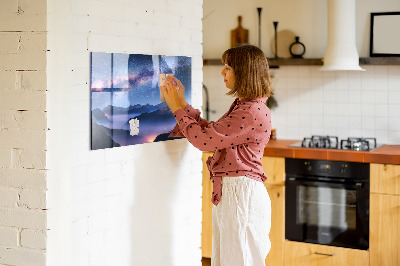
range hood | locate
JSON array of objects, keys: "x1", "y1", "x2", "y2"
[{"x1": 320, "y1": 0, "x2": 365, "y2": 71}]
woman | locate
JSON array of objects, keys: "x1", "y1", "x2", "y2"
[{"x1": 162, "y1": 44, "x2": 273, "y2": 266}]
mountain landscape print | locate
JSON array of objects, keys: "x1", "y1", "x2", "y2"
[{"x1": 90, "y1": 52, "x2": 192, "y2": 150}]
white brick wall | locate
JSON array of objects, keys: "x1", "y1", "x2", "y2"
[
  {"x1": 0, "y1": 0, "x2": 48, "y2": 265},
  {"x1": 47, "y1": 1, "x2": 203, "y2": 266}
]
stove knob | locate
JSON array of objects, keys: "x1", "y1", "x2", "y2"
[
  {"x1": 340, "y1": 164, "x2": 347, "y2": 174},
  {"x1": 305, "y1": 162, "x2": 312, "y2": 171}
]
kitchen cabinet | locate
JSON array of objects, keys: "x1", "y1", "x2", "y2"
[
  {"x1": 261, "y1": 156, "x2": 285, "y2": 266},
  {"x1": 370, "y1": 163, "x2": 400, "y2": 195},
  {"x1": 201, "y1": 152, "x2": 213, "y2": 258},
  {"x1": 201, "y1": 154, "x2": 286, "y2": 266},
  {"x1": 370, "y1": 163, "x2": 400, "y2": 266},
  {"x1": 284, "y1": 241, "x2": 369, "y2": 266}
]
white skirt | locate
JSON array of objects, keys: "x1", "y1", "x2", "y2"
[{"x1": 212, "y1": 176, "x2": 271, "y2": 266}]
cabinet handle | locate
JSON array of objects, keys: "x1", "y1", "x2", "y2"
[{"x1": 314, "y1": 252, "x2": 335, "y2": 257}]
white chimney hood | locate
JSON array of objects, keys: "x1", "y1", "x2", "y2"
[{"x1": 320, "y1": 0, "x2": 365, "y2": 71}]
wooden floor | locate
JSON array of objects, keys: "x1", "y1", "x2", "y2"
[{"x1": 202, "y1": 257, "x2": 211, "y2": 266}]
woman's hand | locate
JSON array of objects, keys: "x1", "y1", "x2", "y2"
[
  {"x1": 161, "y1": 78, "x2": 184, "y2": 113},
  {"x1": 170, "y1": 76, "x2": 187, "y2": 108}
]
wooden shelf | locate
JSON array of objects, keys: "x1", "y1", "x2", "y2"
[
  {"x1": 268, "y1": 58, "x2": 322, "y2": 67},
  {"x1": 359, "y1": 57, "x2": 400, "y2": 65},
  {"x1": 203, "y1": 58, "x2": 323, "y2": 67},
  {"x1": 203, "y1": 57, "x2": 400, "y2": 67}
]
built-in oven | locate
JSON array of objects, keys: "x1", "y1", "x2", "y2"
[{"x1": 285, "y1": 158, "x2": 369, "y2": 250}]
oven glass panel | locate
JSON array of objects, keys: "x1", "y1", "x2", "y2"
[{"x1": 297, "y1": 186, "x2": 357, "y2": 230}]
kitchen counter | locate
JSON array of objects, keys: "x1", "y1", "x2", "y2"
[{"x1": 263, "y1": 139, "x2": 400, "y2": 165}]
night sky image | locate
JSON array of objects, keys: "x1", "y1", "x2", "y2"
[{"x1": 90, "y1": 52, "x2": 192, "y2": 150}]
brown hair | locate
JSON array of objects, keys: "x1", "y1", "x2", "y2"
[{"x1": 221, "y1": 44, "x2": 273, "y2": 99}]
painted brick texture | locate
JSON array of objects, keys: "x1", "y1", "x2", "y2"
[
  {"x1": 46, "y1": 0, "x2": 203, "y2": 266},
  {"x1": 0, "y1": 0, "x2": 48, "y2": 265}
]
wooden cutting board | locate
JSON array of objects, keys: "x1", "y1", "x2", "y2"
[{"x1": 231, "y1": 16, "x2": 249, "y2": 48}]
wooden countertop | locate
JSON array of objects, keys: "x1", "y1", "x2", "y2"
[{"x1": 263, "y1": 139, "x2": 400, "y2": 165}]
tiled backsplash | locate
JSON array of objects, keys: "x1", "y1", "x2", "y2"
[{"x1": 203, "y1": 65, "x2": 400, "y2": 144}]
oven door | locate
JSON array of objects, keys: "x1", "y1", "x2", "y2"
[{"x1": 285, "y1": 177, "x2": 369, "y2": 250}]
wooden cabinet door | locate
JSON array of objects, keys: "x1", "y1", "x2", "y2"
[
  {"x1": 201, "y1": 152, "x2": 213, "y2": 258},
  {"x1": 370, "y1": 163, "x2": 400, "y2": 195},
  {"x1": 264, "y1": 184, "x2": 284, "y2": 266},
  {"x1": 284, "y1": 241, "x2": 369, "y2": 266},
  {"x1": 262, "y1": 156, "x2": 285, "y2": 186},
  {"x1": 370, "y1": 193, "x2": 400, "y2": 266}
]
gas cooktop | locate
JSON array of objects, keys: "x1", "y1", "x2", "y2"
[{"x1": 289, "y1": 135, "x2": 382, "y2": 151}]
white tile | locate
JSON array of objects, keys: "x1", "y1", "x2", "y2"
[
  {"x1": 323, "y1": 87, "x2": 336, "y2": 103},
  {"x1": 336, "y1": 115, "x2": 348, "y2": 128},
  {"x1": 348, "y1": 71, "x2": 362, "y2": 90},
  {"x1": 336, "y1": 90, "x2": 349, "y2": 103},
  {"x1": 298, "y1": 77, "x2": 311, "y2": 89},
  {"x1": 362, "y1": 90, "x2": 375, "y2": 104},
  {"x1": 361, "y1": 75, "x2": 374, "y2": 91},
  {"x1": 287, "y1": 113, "x2": 300, "y2": 127},
  {"x1": 310, "y1": 77, "x2": 324, "y2": 90},
  {"x1": 388, "y1": 117, "x2": 400, "y2": 131},
  {"x1": 362, "y1": 65, "x2": 375, "y2": 74},
  {"x1": 348, "y1": 116, "x2": 362, "y2": 129},
  {"x1": 374, "y1": 65, "x2": 388, "y2": 78},
  {"x1": 311, "y1": 127, "x2": 324, "y2": 136},
  {"x1": 273, "y1": 76, "x2": 287, "y2": 90},
  {"x1": 388, "y1": 65, "x2": 400, "y2": 76},
  {"x1": 310, "y1": 67, "x2": 324, "y2": 77},
  {"x1": 323, "y1": 115, "x2": 336, "y2": 129},
  {"x1": 348, "y1": 103, "x2": 362, "y2": 116},
  {"x1": 361, "y1": 129, "x2": 375, "y2": 138},
  {"x1": 285, "y1": 66, "x2": 298, "y2": 77},
  {"x1": 298, "y1": 67, "x2": 311, "y2": 78},
  {"x1": 389, "y1": 104, "x2": 400, "y2": 117},
  {"x1": 311, "y1": 102, "x2": 324, "y2": 113},
  {"x1": 336, "y1": 128, "x2": 349, "y2": 139},
  {"x1": 311, "y1": 87, "x2": 323, "y2": 101},
  {"x1": 361, "y1": 103, "x2": 374, "y2": 116},
  {"x1": 374, "y1": 90, "x2": 388, "y2": 104},
  {"x1": 375, "y1": 104, "x2": 389, "y2": 117},
  {"x1": 388, "y1": 91, "x2": 400, "y2": 104},
  {"x1": 388, "y1": 131, "x2": 400, "y2": 144},
  {"x1": 349, "y1": 128, "x2": 362, "y2": 137},
  {"x1": 323, "y1": 103, "x2": 336, "y2": 115},
  {"x1": 335, "y1": 72, "x2": 349, "y2": 90},
  {"x1": 274, "y1": 66, "x2": 287, "y2": 77},
  {"x1": 374, "y1": 130, "x2": 389, "y2": 144},
  {"x1": 348, "y1": 90, "x2": 362, "y2": 103},
  {"x1": 374, "y1": 78, "x2": 388, "y2": 91},
  {"x1": 336, "y1": 103, "x2": 349, "y2": 116},
  {"x1": 322, "y1": 70, "x2": 335, "y2": 78},
  {"x1": 374, "y1": 117, "x2": 389, "y2": 130},
  {"x1": 286, "y1": 77, "x2": 299, "y2": 89},
  {"x1": 388, "y1": 76, "x2": 400, "y2": 91},
  {"x1": 297, "y1": 101, "x2": 312, "y2": 114},
  {"x1": 311, "y1": 114, "x2": 324, "y2": 129},
  {"x1": 362, "y1": 116, "x2": 375, "y2": 130}
]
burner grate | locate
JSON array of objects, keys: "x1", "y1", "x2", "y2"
[
  {"x1": 301, "y1": 135, "x2": 339, "y2": 149},
  {"x1": 340, "y1": 137, "x2": 377, "y2": 151}
]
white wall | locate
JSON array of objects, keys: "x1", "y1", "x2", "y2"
[
  {"x1": 203, "y1": 0, "x2": 400, "y2": 145},
  {"x1": 46, "y1": 0, "x2": 203, "y2": 266},
  {"x1": 203, "y1": 0, "x2": 400, "y2": 58},
  {"x1": 0, "y1": 0, "x2": 48, "y2": 265}
]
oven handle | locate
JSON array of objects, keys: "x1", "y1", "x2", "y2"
[{"x1": 286, "y1": 177, "x2": 364, "y2": 189}]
